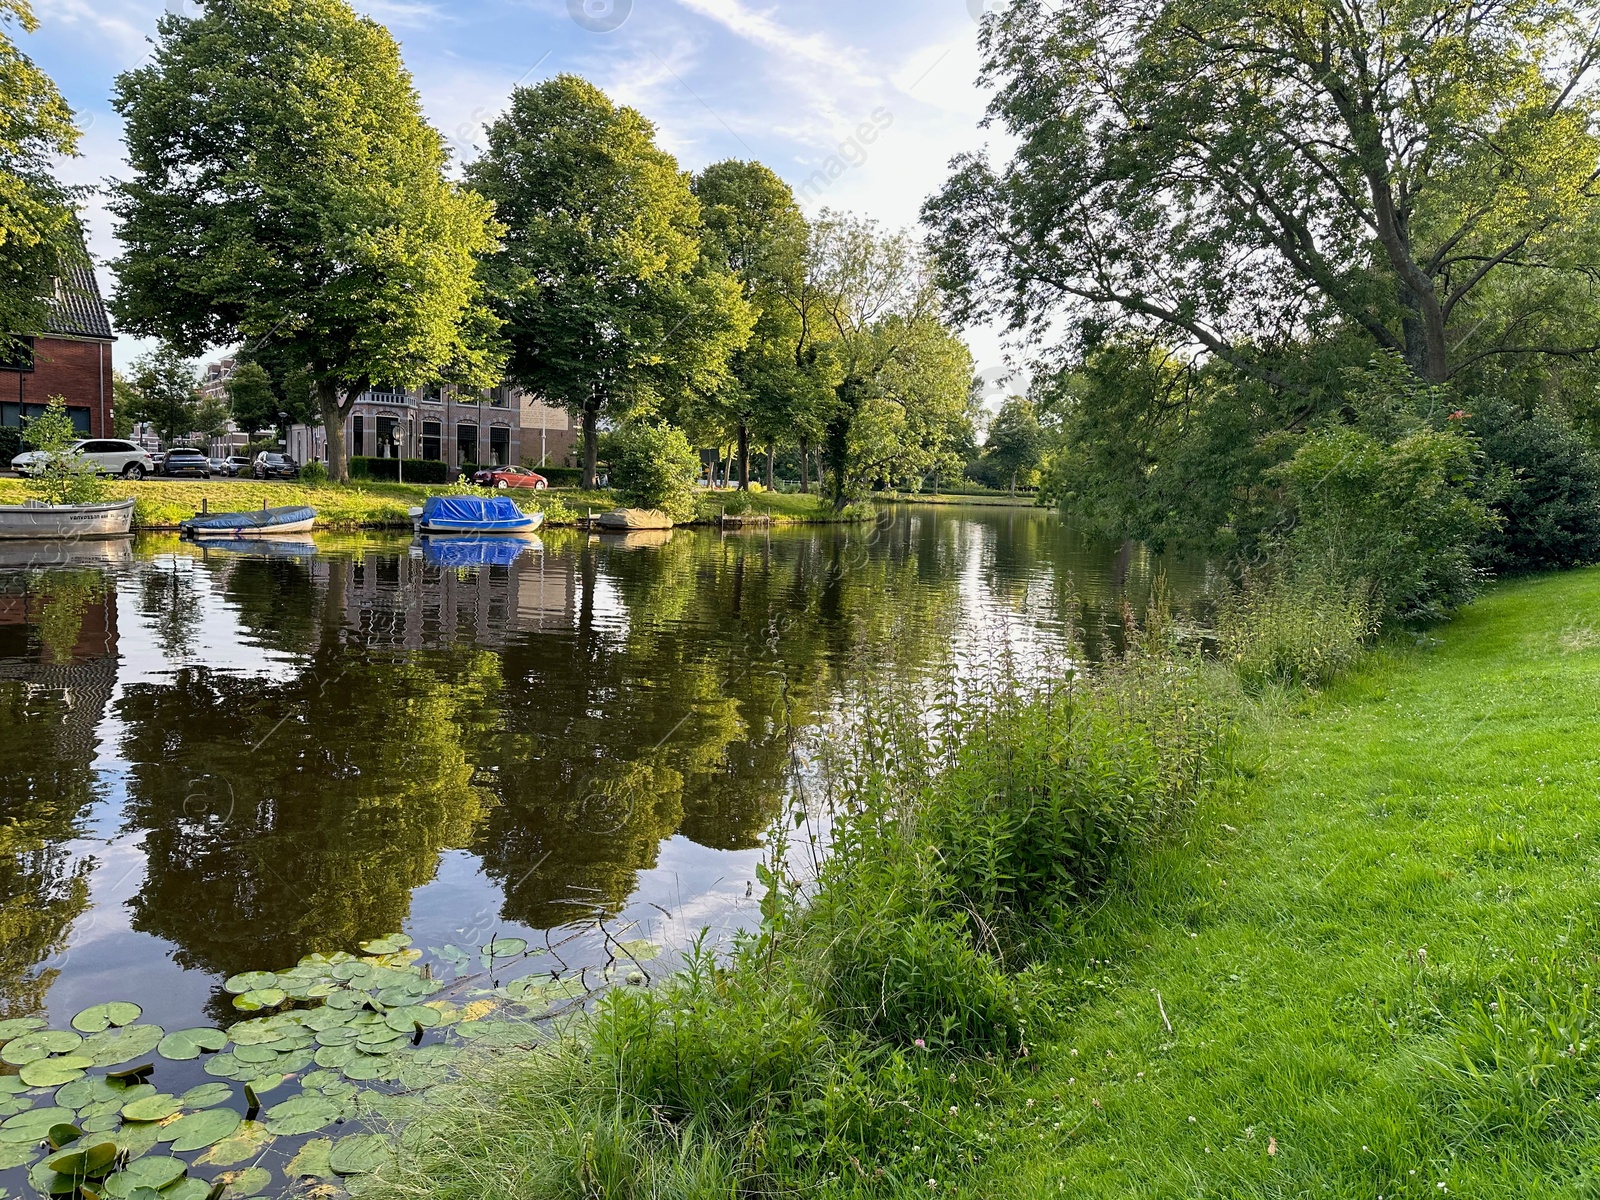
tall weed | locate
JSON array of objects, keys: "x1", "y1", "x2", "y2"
[{"x1": 1217, "y1": 570, "x2": 1379, "y2": 691}]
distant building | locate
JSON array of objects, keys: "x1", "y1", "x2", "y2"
[
  {"x1": 0, "y1": 231, "x2": 115, "y2": 438},
  {"x1": 285, "y1": 384, "x2": 576, "y2": 471}
]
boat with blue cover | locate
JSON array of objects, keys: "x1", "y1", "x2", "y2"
[
  {"x1": 180, "y1": 504, "x2": 316, "y2": 539},
  {"x1": 412, "y1": 537, "x2": 539, "y2": 568},
  {"x1": 410, "y1": 495, "x2": 545, "y2": 537}
]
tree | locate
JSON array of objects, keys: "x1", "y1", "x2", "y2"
[
  {"x1": 466, "y1": 75, "x2": 752, "y2": 490},
  {"x1": 107, "y1": 0, "x2": 503, "y2": 481},
  {"x1": 927, "y1": 0, "x2": 1600, "y2": 388},
  {"x1": 973, "y1": 396, "x2": 1044, "y2": 495},
  {"x1": 810, "y1": 213, "x2": 972, "y2": 508},
  {"x1": 0, "y1": 0, "x2": 81, "y2": 349},
  {"x1": 605, "y1": 422, "x2": 701, "y2": 523},
  {"x1": 123, "y1": 346, "x2": 201, "y2": 444},
  {"x1": 692, "y1": 161, "x2": 831, "y2": 489},
  {"x1": 23, "y1": 397, "x2": 107, "y2": 506}
]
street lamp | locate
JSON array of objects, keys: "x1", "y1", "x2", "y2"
[
  {"x1": 392, "y1": 426, "x2": 403, "y2": 484},
  {"x1": 278, "y1": 411, "x2": 288, "y2": 453}
]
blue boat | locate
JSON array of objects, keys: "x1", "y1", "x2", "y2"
[
  {"x1": 180, "y1": 504, "x2": 316, "y2": 539},
  {"x1": 410, "y1": 495, "x2": 545, "y2": 537},
  {"x1": 413, "y1": 537, "x2": 536, "y2": 569}
]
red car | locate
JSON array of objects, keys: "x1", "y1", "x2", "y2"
[{"x1": 473, "y1": 465, "x2": 548, "y2": 490}]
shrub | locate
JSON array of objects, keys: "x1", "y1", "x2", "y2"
[
  {"x1": 606, "y1": 423, "x2": 700, "y2": 523},
  {"x1": 1217, "y1": 570, "x2": 1379, "y2": 691},
  {"x1": 0, "y1": 427, "x2": 20, "y2": 466},
  {"x1": 530, "y1": 465, "x2": 583, "y2": 487},
  {"x1": 299, "y1": 460, "x2": 328, "y2": 485},
  {"x1": 347, "y1": 457, "x2": 450, "y2": 484},
  {"x1": 22, "y1": 397, "x2": 109, "y2": 506},
  {"x1": 1469, "y1": 399, "x2": 1600, "y2": 575},
  {"x1": 1276, "y1": 427, "x2": 1496, "y2": 623}
]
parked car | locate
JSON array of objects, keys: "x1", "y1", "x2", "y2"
[
  {"x1": 10, "y1": 439, "x2": 155, "y2": 480},
  {"x1": 208, "y1": 457, "x2": 228, "y2": 476},
  {"x1": 473, "y1": 465, "x2": 549, "y2": 490},
  {"x1": 252, "y1": 452, "x2": 300, "y2": 480},
  {"x1": 163, "y1": 447, "x2": 212, "y2": 478},
  {"x1": 224, "y1": 456, "x2": 252, "y2": 477},
  {"x1": 150, "y1": 450, "x2": 167, "y2": 473}
]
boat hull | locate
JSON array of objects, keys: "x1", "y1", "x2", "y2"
[
  {"x1": 410, "y1": 507, "x2": 545, "y2": 537},
  {"x1": 180, "y1": 506, "x2": 316, "y2": 539},
  {"x1": 0, "y1": 499, "x2": 136, "y2": 540}
]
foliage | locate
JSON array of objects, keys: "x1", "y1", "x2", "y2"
[
  {"x1": 22, "y1": 396, "x2": 108, "y2": 506},
  {"x1": 1217, "y1": 570, "x2": 1379, "y2": 691},
  {"x1": 224, "y1": 362, "x2": 281, "y2": 438},
  {"x1": 967, "y1": 395, "x2": 1045, "y2": 493},
  {"x1": 1469, "y1": 398, "x2": 1600, "y2": 575},
  {"x1": 0, "y1": 425, "x2": 19, "y2": 464},
  {"x1": 348, "y1": 457, "x2": 451, "y2": 485},
  {"x1": 467, "y1": 76, "x2": 752, "y2": 488},
  {"x1": 1277, "y1": 426, "x2": 1496, "y2": 623},
  {"x1": 121, "y1": 346, "x2": 202, "y2": 443},
  {"x1": 108, "y1": 0, "x2": 503, "y2": 481},
  {"x1": 0, "y1": 0, "x2": 81, "y2": 348},
  {"x1": 298, "y1": 460, "x2": 328, "y2": 485},
  {"x1": 928, "y1": 0, "x2": 1600, "y2": 387},
  {"x1": 605, "y1": 423, "x2": 700, "y2": 523}
]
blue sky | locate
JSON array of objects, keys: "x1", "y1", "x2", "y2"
[{"x1": 27, "y1": 0, "x2": 1020, "y2": 397}]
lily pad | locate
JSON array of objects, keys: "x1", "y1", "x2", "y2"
[
  {"x1": 384, "y1": 1005, "x2": 441, "y2": 1032},
  {"x1": 101, "y1": 1153, "x2": 187, "y2": 1196},
  {"x1": 482, "y1": 937, "x2": 528, "y2": 959},
  {"x1": 231, "y1": 989, "x2": 286, "y2": 1013},
  {"x1": 28, "y1": 1161, "x2": 80, "y2": 1196},
  {"x1": 180, "y1": 1083, "x2": 234, "y2": 1109},
  {"x1": 262, "y1": 1094, "x2": 340, "y2": 1137},
  {"x1": 120, "y1": 1094, "x2": 181, "y2": 1123},
  {"x1": 357, "y1": 935, "x2": 410, "y2": 956},
  {"x1": 0, "y1": 1138, "x2": 39, "y2": 1168},
  {"x1": 285, "y1": 1136, "x2": 334, "y2": 1180},
  {"x1": 195, "y1": 1122, "x2": 274, "y2": 1168},
  {"x1": 0, "y1": 1107, "x2": 75, "y2": 1142},
  {"x1": 158, "y1": 1027, "x2": 228, "y2": 1062},
  {"x1": 616, "y1": 939, "x2": 662, "y2": 961},
  {"x1": 45, "y1": 1123, "x2": 83, "y2": 1150},
  {"x1": 329, "y1": 1132, "x2": 390, "y2": 1175},
  {"x1": 71, "y1": 1002, "x2": 144, "y2": 1034},
  {"x1": 1, "y1": 1030, "x2": 82, "y2": 1066},
  {"x1": 221, "y1": 972, "x2": 278, "y2": 996},
  {"x1": 161, "y1": 1180, "x2": 215, "y2": 1200},
  {"x1": 84, "y1": 1025, "x2": 165, "y2": 1067},
  {"x1": 44, "y1": 1139, "x2": 118, "y2": 1178},
  {"x1": 19, "y1": 1057, "x2": 92, "y2": 1088},
  {"x1": 220, "y1": 1165, "x2": 272, "y2": 1197},
  {"x1": 164, "y1": 1108, "x2": 242, "y2": 1153},
  {"x1": 0, "y1": 1017, "x2": 47, "y2": 1043},
  {"x1": 114, "y1": 1120, "x2": 164, "y2": 1160},
  {"x1": 55, "y1": 1075, "x2": 126, "y2": 1109}
]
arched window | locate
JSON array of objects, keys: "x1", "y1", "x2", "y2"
[
  {"x1": 456, "y1": 422, "x2": 478, "y2": 466},
  {"x1": 421, "y1": 421, "x2": 441, "y2": 461},
  {"x1": 489, "y1": 425, "x2": 510, "y2": 467}
]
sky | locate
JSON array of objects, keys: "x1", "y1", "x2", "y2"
[{"x1": 26, "y1": 0, "x2": 1025, "y2": 404}]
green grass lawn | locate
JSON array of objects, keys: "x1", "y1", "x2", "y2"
[{"x1": 981, "y1": 566, "x2": 1600, "y2": 1198}]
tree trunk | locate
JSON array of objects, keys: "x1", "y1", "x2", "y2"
[
  {"x1": 826, "y1": 414, "x2": 850, "y2": 512},
  {"x1": 765, "y1": 442, "x2": 775, "y2": 490},
  {"x1": 1010, "y1": 470, "x2": 1016, "y2": 498},
  {"x1": 799, "y1": 437, "x2": 810, "y2": 493},
  {"x1": 581, "y1": 396, "x2": 600, "y2": 490},
  {"x1": 318, "y1": 379, "x2": 348, "y2": 483},
  {"x1": 737, "y1": 421, "x2": 751, "y2": 490}
]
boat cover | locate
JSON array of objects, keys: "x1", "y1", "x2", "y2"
[
  {"x1": 417, "y1": 495, "x2": 537, "y2": 530},
  {"x1": 419, "y1": 538, "x2": 529, "y2": 568},
  {"x1": 181, "y1": 505, "x2": 316, "y2": 533}
]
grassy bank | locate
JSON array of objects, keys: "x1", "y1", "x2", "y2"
[{"x1": 370, "y1": 567, "x2": 1600, "y2": 1198}]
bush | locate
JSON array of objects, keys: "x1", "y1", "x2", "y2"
[
  {"x1": 0, "y1": 427, "x2": 20, "y2": 466},
  {"x1": 1277, "y1": 427, "x2": 1496, "y2": 623},
  {"x1": 1469, "y1": 399, "x2": 1600, "y2": 575},
  {"x1": 605, "y1": 423, "x2": 699, "y2": 523},
  {"x1": 1217, "y1": 570, "x2": 1379, "y2": 691},
  {"x1": 347, "y1": 457, "x2": 450, "y2": 484},
  {"x1": 299, "y1": 460, "x2": 328, "y2": 485},
  {"x1": 531, "y1": 465, "x2": 583, "y2": 487}
]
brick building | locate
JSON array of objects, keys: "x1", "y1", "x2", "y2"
[{"x1": 0, "y1": 237, "x2": 116, "y2": 438}]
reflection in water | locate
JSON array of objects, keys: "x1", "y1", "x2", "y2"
[{"x1": 0, "y1": 506, "x2": 1207, "y2": 1028}]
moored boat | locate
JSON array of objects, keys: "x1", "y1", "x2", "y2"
[
  {"x1": 410, "y1": 496, "x2": 545, "y2": 537},
  {"x1": 0, "y1": 498, "x2": 135, "y2": 540},
  {"x1": 180, "y1": 505, "x2": 316, "y2": 539},
  {"x1": 594, "y1": 508, "x2": 673, "y2": 531}
]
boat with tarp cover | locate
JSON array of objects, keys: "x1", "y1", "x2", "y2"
[
  {"x1": 180, "y1": 504, "x2": 316, "y2": 539},
  {"x1": 409, "y1": 495, "x2": 545, "y2": 536}
]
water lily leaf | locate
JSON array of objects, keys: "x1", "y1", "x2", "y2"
[
  {"x1": 0, "y1": 1016, "x2": 47, "y2": 1043},
  {"x1": 101, "y1": 1153, "x2": 186, "y2": 1196},
  {"x1": 384, "y1": 1005, "x2": 441, "y2": 1033},
  {"x1": 164, "y1": 1108, "x2": 242, "y2": 1153},
  {"x1": 0, "y1": 1107, "x2": 75, "y2": 1141},
  {"x1": 482, "y1": 937, "x2": 528, "y2": 959},
  {"x1": 71, "y1": 1003, "x2": 144, "y2": 1034},
  {"x1": 121, "y1": 1094, "x2": 181, "y2": 1123},
  {"x1": 194, "y1": 1122, "x2": 273, "y2": 1168},
  {"x1": 114, "y1": 1120, "x2": 163, "y2": 1160},
  {"x1": 218, "y1": 1165, "x2": 272, "y2": 1197},
  {"x1": 262, "y1": 1094, "x2": 339, "y2": 1137},
  {"x1": 616, "y1": 939, "x2": 662, "y2": 961},
  {"x1": 158, "y1": 1028, "x2": 227, "y2": 1062},
  {"x1": 55, "y1": 1076, "x2": 125, "y2": 1109},
  {"x1": 2, "y1": 1030, "x2": 82, "y2": 1066},
  {"x1": 45, "y1": 1138, "x2": 118, "y2": 1178},
  {"x1": 203, "y1": 1053, "x2": 243, "y2": 1080},
  {"x1": 179, "y1": 1084, "x2": 234, "y2": 1110},
  {"x1": 221, "y1": 973, "x2": 278, "y2": 997},
  {"x1": 28, "y1": 1161, "x2": 79, "y2": 1195},
  {"x1": 85, "y1": 1025, "x2": 165, "y2": 1067},
  {"x1": 20, "y1": 1057, "x2": 91, "y2": 1088},
  {"x1": 311, "y1": 1045, "x2": 358, "y2": 1072},
  {"x1": 285, "y1": 1136, "x2": 334, "y2": 1180},
  {"x1": 322, "y1": 991, "x2": 367, "y2": 1012},
  {"x1": 161, "y1": 1179, "x2": 214, "y2": 1200},
  {"x1": 231, "y1": 990, "x2": 285, "y2": 1013},
  {"x1": 314, "y1": 1027, "x2": 360, "y2": 1048},
  {"x1": 45, "y1": 1123, "x2": 83, "y2": 1150},
  {"x1": 80, "y1": 1113, "x2": 121, "y2": 1134},
  {"x1": 433, "y1": 945, "x2": 470, "y2": 969},
  {"x1": 357, "y1": 936, "x2": 410, "y2": 956},
  {"x1": 0, "y1": 1137, "x2": 39, "y2": 1168},
  {"x1": 340, "y1": 1057, "x2": 385, "y2": 1082},
  {"x1": 105, "y1": 1060, "x2": 157, "y2": 1082},
  {"x1": 229, "y1": 1044, "x2": 281, "y2": 1065},
  {"x1": 395, "y1": 1061, "x2": 450, "y2": 1091},
  {"x1": 329, "y1": 1133, "x2": 389, "y2": 1175}
]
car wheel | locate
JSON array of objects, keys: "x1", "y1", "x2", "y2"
[
  {"x1": 123, "y1": 464, "x2": 146, "y2": 480},
  {"x1": 536, "y1": 481, "x2": 547, "y2": 490},
  {"x1": 496, "y1": 480, "x2": 509, "y2": 489}
]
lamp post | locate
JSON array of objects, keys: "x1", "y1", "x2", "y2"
[{"x1": 392, "y1": 426, "x2": 403, "y2": 484}]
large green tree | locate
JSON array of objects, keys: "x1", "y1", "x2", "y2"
[
  {"x1": 466, "y1": 75, "x2": 752, "y2": 489},
  {"x1": 927, "y1": 0, "x2": 1600, "y2": 388},
  {"x1": 123, "y1": 346, "x2": 201, "y2": 444},
  {"x1": 692, "y1": 160, "x2": 830, "y2": 489},
  {"x1": 107, "y1": 0, "x2": 502, "y2": 481},
  {"x1": 0, "y1": 0, "x2": 81, "y2": 349}
]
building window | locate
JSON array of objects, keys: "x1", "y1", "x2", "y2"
[
  {"x1": 0, "y1": 338, "x2": 35, "y2": 373},
  {"x1": 2, "y1": 402, "x2": 49, "y2": 429},
  {"x1": 353, "y1": 415, "x2": 364, "y2": 457},
  {"x1": 421, "y1": 420, "x2": 441, "y2": 461},
  {"x1": 376, "y1": 416, "x2": 397, "y2": 458},
  {"x1": 67, "y1": 407, "x2": 91, "y2": 435},
  {"x1": 456, "y1": 423, "x2": 478, "y2": 466},
  {"x1": 489, "y1": 386, "x2": 510, "y2": 408},
  {"x1": 424, "y1": 384, "x2": 444, "y2": 405},
  {"x1": 489, "y1": 425, "x2": 510, "y2": 467}
]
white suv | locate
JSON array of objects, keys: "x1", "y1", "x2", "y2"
[{"x1": 11, "y1": 439, "x2": 156, "y2": 480}]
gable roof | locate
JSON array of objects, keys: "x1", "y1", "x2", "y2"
[{"x1": 44, "y1": 229, "x2": 115, "y2": 342}]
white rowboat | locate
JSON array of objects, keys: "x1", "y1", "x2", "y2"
[{"x1": 0, "y1": 498, "x2": 136, "y2": 540}]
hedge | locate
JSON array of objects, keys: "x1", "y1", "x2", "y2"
[
  {"x1": 531, "y1": 466, "x2": 584, "y2": 487},
  {"x1": 348, "y1": 457, "x2": 451, "y2": 484},
  {"x1": 0, "y1": 428, "x2": 20, "y2": 467}
]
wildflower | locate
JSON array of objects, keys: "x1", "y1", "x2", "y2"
[
  {"x1": 914, "y1": 1039, "x2": 926, "y2": 1049},
  {"x1": 1026, "y1": 1098, "x2": 1035, "y2": 1108},
  {"x1": 1447, "y1": 410, "x2": 1470, "y2": 421},
  {"x1": 1188, "y1": 1116, "x2": 1197, "y2": 1124},
  {"x1": 950, "y1": 1106, "x2": 959, "y2": 1116},
  {"x1": 1268, "y1": 1137, "x2": 1278, "y2": 1157}
]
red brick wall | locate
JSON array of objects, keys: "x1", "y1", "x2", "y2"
[{"x1": 4, "y1": 336, "x2": 114, "y2": 436}]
